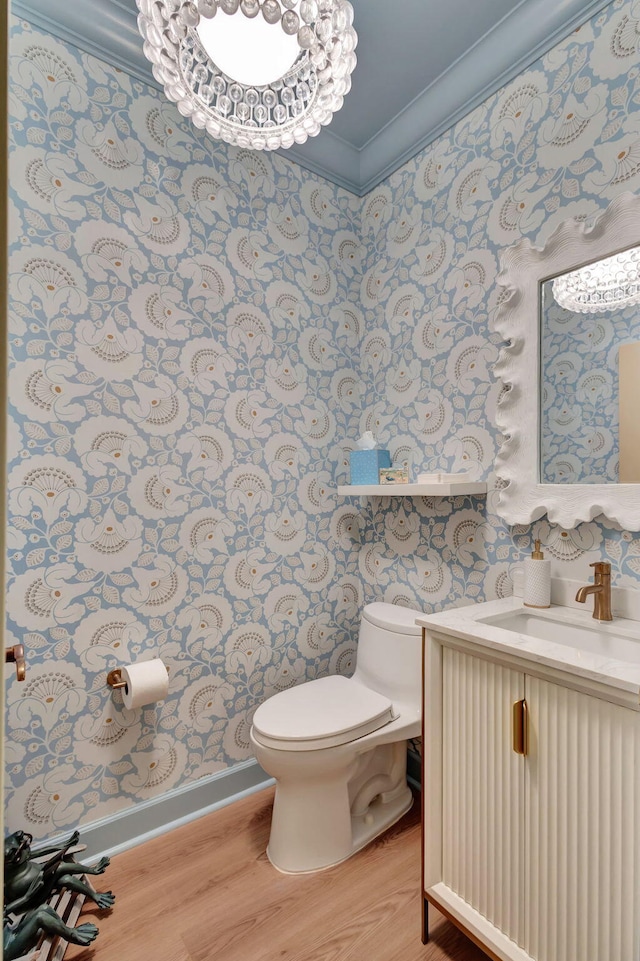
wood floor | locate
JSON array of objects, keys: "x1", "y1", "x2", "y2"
[{"x1": 66, "y1": 787, "x2": 487, "y2": 961}]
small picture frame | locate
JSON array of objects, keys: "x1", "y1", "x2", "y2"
[{"x1": 379, "y1": 467, "x2": 409, "y2": 484}]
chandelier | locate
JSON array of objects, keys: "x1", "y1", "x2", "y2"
[
  {"x1": 553, "y1": 245, "x2": 640, "y2": 314},
  {"x1": 136, "y1": 0, "x2": 357, "y2": 151}
]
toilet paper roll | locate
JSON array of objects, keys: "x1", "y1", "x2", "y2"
[{"x1": 121, "y1": 658, "x2": 169, "y2": 709}]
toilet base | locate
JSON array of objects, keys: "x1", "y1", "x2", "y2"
[
  {"x1": 267, "y1": 785, "x2": 413, "y2": 874},
  {"x1": 261, "y1": 739, "x2": 414, "y2": 874}
]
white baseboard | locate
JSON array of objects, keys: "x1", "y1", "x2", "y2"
[{"x1": 36, "y1": 760, "x2": 273, "y2": 863}]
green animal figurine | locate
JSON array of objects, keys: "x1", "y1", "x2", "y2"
[
  {"x1": 4, "y1": 830, "x2": 116, "y2": 913},
  {"x1": 4, "y1": 875, "x2": 99, "y2": 961}
]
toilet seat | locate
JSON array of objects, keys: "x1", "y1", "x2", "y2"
[{"x1": 252, "y1": 676, "x2": 395, "y2": 752}]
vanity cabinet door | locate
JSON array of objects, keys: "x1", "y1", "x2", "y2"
[
  {"x1": 441, "y1": 646, "x2": 527, "y2": 947},
  {"x1": 524, "y1": 677, "x2": 640, "y2": 961},
  {"x1": 426, "y1": 640, "x2": 640, "y2": 961}
]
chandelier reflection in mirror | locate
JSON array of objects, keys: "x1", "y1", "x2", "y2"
[
  {"x1": 552, "y1": 245, "x2": 640, "y2": 314},
  {"x1": 136, "y1": 0, "x2": 357, "y2": 150}
]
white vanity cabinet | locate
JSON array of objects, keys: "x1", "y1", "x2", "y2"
[{"x1": 422, "y1": 631, "x2": 640, "y2": 961}]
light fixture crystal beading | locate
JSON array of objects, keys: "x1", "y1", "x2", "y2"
[
  {"x1": 553, "y1": 246, "x2": 640, "y2": 314},
  {"x1": 136, "y1": 0, "x2": 357, "y2": 150}
]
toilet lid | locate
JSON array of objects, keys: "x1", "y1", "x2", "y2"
[
  {"x1": 363, "y1": 602, "x2": 422, "y2": 635},
  {"x1": 252, "y1": 676, "x2": 395, "y2": 752}
]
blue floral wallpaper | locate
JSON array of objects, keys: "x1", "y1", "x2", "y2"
[
  {"x1": 540, "y1": 283, "x2": 640, "y2": 484},
  {"x1": 6, "y1": 0, "x2": 640, "y2": 840}
]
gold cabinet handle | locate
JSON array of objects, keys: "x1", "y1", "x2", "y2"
[
  {"x1": 512, "y1": 698, "x2": 528, "y2": 756},
  {"x1": 6, "y1": 644, "x2": 26, "y2": 682}
]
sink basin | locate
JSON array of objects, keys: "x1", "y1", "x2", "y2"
[{"x1": 477, "y1": 608, "x2": 640, "y2": 663}]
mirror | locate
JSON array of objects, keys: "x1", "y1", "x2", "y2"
[
  {"x1": 492, "y1": 191, "x2": 640, "y2": 531},
  {"x1": 540, "y1": 245, "x2": 640, "y2": 485}
]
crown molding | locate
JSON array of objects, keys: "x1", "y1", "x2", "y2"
[
  {"x1": 354, "y1": 0, "x2": 614, "y2": 195},
  {"x1": 12, "y1": 0, "x2": 614, "y2": 196},
  {"x1": 283, "y1": 129, "x2": 361, "y2": 195},
  {"x1": 12, "y1": 0, "x2": 154, "y2": 86}
]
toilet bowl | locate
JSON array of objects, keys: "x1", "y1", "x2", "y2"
[{"x1": 250, "y1": 602, "x2": 422, "y2": 873}]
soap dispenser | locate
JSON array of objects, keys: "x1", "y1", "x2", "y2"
[{"x1": 523, "y1": 539, "x2": 551, "y2": 609}]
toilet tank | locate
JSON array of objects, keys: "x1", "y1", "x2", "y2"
[{"x1": 351, "y1": 602, "x2": 422, "y2": 711}]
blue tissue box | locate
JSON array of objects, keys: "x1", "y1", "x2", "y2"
[{"x1": 350, "y1": 449, "x2": 391, "y2": 485}]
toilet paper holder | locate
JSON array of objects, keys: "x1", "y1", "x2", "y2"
[
  {"x1": 106, "y1": 668, "x2": 127, "y2": 690},
  {"x1": 106, "y1": 665, "x2": 169, "y2": 690}
]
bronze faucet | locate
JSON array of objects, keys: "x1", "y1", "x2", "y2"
[{"x1": 575, "y1": 562, "x2": 613, "y2": 621}]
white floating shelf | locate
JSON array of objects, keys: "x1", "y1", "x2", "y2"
[{"x1": 337, "y1": 481, "x2": 488, "y2": 497}]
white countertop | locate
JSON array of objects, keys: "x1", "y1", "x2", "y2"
[{"x1": 417, "y1": 596, "x2": 640, "y2": 701}]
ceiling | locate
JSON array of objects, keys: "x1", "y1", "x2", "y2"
[{"x1": 12, "y1": 0, "x2": 612, "y2": 195}]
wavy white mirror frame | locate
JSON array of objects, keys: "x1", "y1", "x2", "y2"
[{"x1": 492, "y1": 191, "x2": 640, "y2": 531}]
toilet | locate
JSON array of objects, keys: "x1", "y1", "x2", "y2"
[{"x1": 250, "y1": 602, "x2": 422, "y2": 874}]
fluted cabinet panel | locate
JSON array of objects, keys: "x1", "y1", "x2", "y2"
[
  {"x1": 525, "y1": 678, "x2": 640, "y2": 961},
  {"x1": 442, "y1": 647, "x2": 526, "y2": 946}
]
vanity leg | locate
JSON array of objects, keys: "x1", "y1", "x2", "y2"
[{"x1": 422, "y1": 896, "x2": 430, "y2": 944}]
